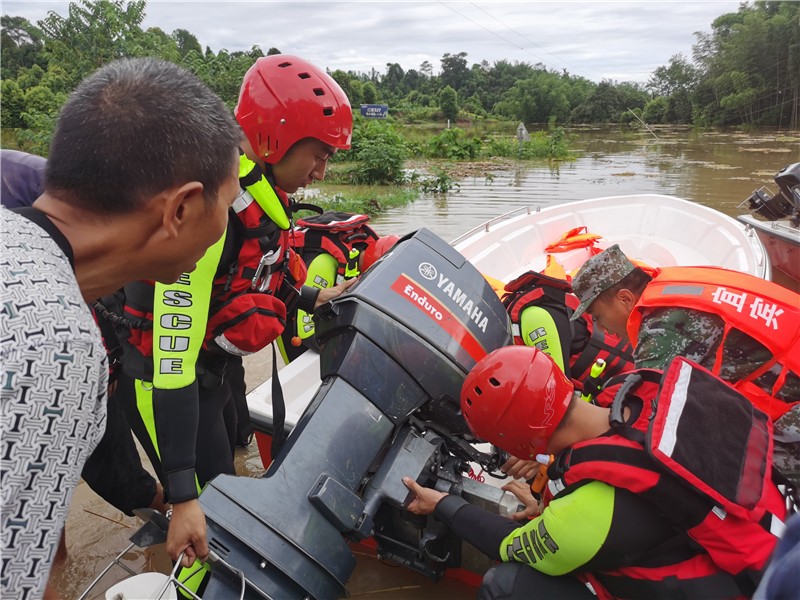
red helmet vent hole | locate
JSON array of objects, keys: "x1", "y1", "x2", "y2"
[
  {"x1": 465, "y1": 397, "x2": 473, "y2": 406},
  {"x1": 278, "y1": 62, "x2": 292, "y2": 68},
  {"x1": 322, "y1": 107, "x2": 334, "y2": 116},
  {"x1": 298, "y1": 72, "x2": 311, "y2": 79},
  {"x1": 488, "y1": 377, "x2": 500, "y2": 387},
  {"x1": 313, "y1": 88, "x2": 325, "y2": 96}
]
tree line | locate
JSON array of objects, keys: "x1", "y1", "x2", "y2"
[{"x1": 2, "y1": 0, "x2": 798, "y2": 156}]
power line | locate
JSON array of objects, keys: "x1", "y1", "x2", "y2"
[
  {"x1": 467, "y1": 2, "x2": 593, "y2": 79},
  {"x1": 436, "y1": 1, "x2": 570, "y2": 75}
]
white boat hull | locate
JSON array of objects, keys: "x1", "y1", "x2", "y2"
[
  {"x1": 248, "y1": 195, "x2": 772, "y2": 487},
  {"x1": 453, "y1": 194, "x2": 770, "y2": 282},
  {"x1": 737, "y1": 214, "x2": 800, "y2": 281}
]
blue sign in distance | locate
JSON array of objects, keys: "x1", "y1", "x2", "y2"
[{"x1": 360, "y1": 104, "x2": 389, "y2": 118}]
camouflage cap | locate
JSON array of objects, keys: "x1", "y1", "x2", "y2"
[{"x1": 570, "y1": 244, "x2": 636, "y2": 321}]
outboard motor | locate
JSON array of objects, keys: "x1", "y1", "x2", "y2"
[
  {"x1": 746, "y1": 162, "x2": 800, "y2": 225},
  {"x1": 198, "y1": 228, "x2": 512, "y2": 598}
]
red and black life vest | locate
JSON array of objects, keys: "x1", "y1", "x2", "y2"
[
  {"x1": 203, "y1": 175, "x2": 307, "y2": 357},
  {"x1": 291, "y1": 210, "x2": 379, "y2": 281},
  {"x1": 546, "y1": 357, "x2": 791, "y2": 600},
  {"x1": 502, "y1": 270, "x2": 634, "y2": 395},
  {"x1": 112, "y1": 157, "x2": 308, "y2": 373},
  {"x1": 628, "y1": 266, "x2": 800, "y2": 419}
]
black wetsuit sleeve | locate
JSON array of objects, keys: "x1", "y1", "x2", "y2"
[
  {"x1": 153, "y1": 383, "x2": 201, "y2": 502},
  {"x1": 434, "y1": 495, "x2": 521, "y2": 560}
]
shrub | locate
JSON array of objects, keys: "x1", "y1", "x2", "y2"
[
  {"x1": 419, "y1": 168, "x2": 460, "y2": 193},
  {"x1": 425, "y1": 128, "x2": 481, "y2": 159}
]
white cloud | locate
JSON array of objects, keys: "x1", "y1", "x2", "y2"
[{"x1": 4, "y1": 0, "x2": 743, "y2": 82}]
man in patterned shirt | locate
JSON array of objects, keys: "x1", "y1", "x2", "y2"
[
  {"x1": 0, "y1": 57, "x2": 241, "y2": 599},
  {"x1": 1, "y1": 148, "x2": 171, "y2": 570},
  {"x1": 570, "y1": 244, "x2": 800, "y2": 485}
]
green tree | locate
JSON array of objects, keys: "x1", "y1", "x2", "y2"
[
  {"x1": 419, "y1": 60, "x2": 433, "y2": 78},
  {"x1": 0, "y1": 79, "x2": 26, "y2": 128},
  {"x1": 648, "y1": 54, "x2": 697, "y2": 96},
  {"x1": 615, "y1": 82, "x2": 649, "y2": 112},
  {"x1": 23, "y1": 84, "x2": 60, "y2": 114},
  {"x1": 570, "y1": 81, "x2": 623, "y2": 123},
  {"x1": 461, "y1": 94, "x2": 487, "y2": 117},
  {"x1": 38, "y1": 0, "x2": 149, "y2": 86},
  {"x1": 383, "y1": 62, "x2": 405, "y2": 99},
  {"x1": 136, "y1": 26, "x2": 179, "y2": 62},
  {"x1": 440, "y1": 52, "x2": 469, "y2": 91},
  {"x1": 691, "y1": 1, "x2": 800, "y2": 128},
  {"x1": 362, "y1": 81, "x2": 378, "y2": 104},
  {"x1": 496, "y1": 70, "x2": 571, "y2": 124},
  {"x1": 666, "y1": 87, "x2": 693, "y2": 123},
  {"x1": 439, "y1": 85, "x2": 458, "y2": 121},
  {"x1": 15, "y1": 64, "x2": 45, "y2": 89},
  {"x1": 642, "y1": 96, "x2": 669, "y2": 124},
  {"x1": 1, "y1": 16, "x2": 45, "y2": 79},
  {"x1": 172, "y1": 28, "x2": 202, "y2": 57}
]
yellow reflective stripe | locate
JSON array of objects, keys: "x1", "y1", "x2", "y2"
[
  {"x1": 153, "y1": 232, "x2": 226, "y2": 389},
  {"x1": 239, "y1": 154, "x2": 290, "y2": 230}
]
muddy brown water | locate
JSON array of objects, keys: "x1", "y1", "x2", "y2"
[
  {"x1": 371, "y1": 126, "x2": 800, "y2": 241},
  {"x1": 51, "y1": 127, "x2": 799, "y2": 598}
]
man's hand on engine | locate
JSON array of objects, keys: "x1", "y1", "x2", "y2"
[
  {"x1": 402, "y1": 477, "x2": 447, "y2": 515},
  {"x1": 315, "y1": 277, "x2": 358, "y2": 309},
  {"x1": 501, "y1": 480, "x2": 543, "y2": 521},
  {"x1": 501, "y1": 456, "x2": 539, "y2": 480}
]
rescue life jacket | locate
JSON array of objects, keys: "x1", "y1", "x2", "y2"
[
  {"x1": 113, "y1": 153, "x2": 308, "y2": 371},
  {"x1": 628, "y1": 266, "x2": 800, "y2": 419},
  {"x1": 547, "y1": 357, "x2": 791, "y2": 600},
  {"x1": 502, "y1": 270, "x2": 634, "y2": 396},
  {"x1": 204, "y1": 155, "x2": 307, "y2": 356},
  {"x1": 544, "y1": 226, "x2": 603, "y2": 254},
  {"x1": 291, "y1": 210, "x2": 380, "y2": 282}
]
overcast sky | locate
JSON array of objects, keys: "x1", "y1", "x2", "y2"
[{"x1": 5, "y1": 1, "x2": 745, "y2": 83}]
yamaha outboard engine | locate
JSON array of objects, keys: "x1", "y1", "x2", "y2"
[
  {"x1": 198, "y1": 228, "x2": 512, "y2": 598},
  {"x1": 746, "y1": 162, "x2": 800, "y2": 225}
]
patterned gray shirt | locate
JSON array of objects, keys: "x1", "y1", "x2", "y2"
[{"x1": 1, "y1": 208, "x2": 107, "y2": 599}]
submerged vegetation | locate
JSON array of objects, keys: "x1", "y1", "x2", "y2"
[
  {"x1": 295, "y1": 187, "x2": 420, "y2": 217},
  {"x1": 318, "y1": 117, "x2": 572, "y2": 208}
]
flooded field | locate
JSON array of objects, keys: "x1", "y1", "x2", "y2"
[
  {"x1": 371, "y1": 126, "x2": 800, "y2": 241},
  {"x1": 52, "y1": 125, "x2": 799, "y2": 598}
]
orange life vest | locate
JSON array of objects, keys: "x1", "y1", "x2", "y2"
[
  {"x1": 544, "y1": 226, "x2": 603, "y2": 253},
  {"x1": 628, "y1": 266, "x2": 800, "y2": 419}
]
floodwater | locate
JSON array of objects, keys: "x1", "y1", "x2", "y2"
[
  {"x1": 51, "y1": 126, "x2": 799, "y2": 599},
  {"x1": 373, "y1": 126, "x2": 800, "y2": 241}
]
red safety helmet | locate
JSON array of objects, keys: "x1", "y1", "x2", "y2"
[
  {"x1": 461, "y1": 346, "x2": 574, "y2": 459},
  {"x1": 361, "y1": 234, "x2": 401, "y2": 272},
  {"x1": 236, "y1": 55, "x2": 353, "y2": 164}
]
